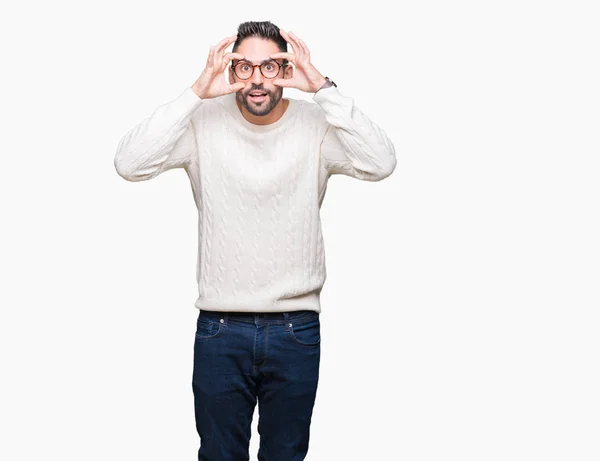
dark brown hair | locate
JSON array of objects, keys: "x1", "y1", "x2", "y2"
[{"x1": 232, "y1": 21, "x2": 289, "y2": 66}]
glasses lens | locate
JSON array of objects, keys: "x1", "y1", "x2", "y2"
[
  {"x1": 260, "y1": 62, "x2": 279, "y2": 78},
  {"x1": 234, "y1": 62, "x2": 252, "y2": 79},
  {"x1": 234, "y1": 61, "x2": 280, "y2": 79}
]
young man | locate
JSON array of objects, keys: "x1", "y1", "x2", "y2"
[{"x1": 114, "y1": 20, "x2": 396, "y2": 461}]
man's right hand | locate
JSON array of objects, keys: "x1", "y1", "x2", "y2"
[{"x1": 191, "y1": 35, "x2": 245, "y2": 99}]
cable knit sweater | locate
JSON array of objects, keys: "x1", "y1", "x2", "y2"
[{"x1": 114, "y1": 85, "x2": 396, "y2": 313}]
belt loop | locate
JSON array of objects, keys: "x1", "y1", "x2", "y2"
[{"x1": 283, "y1": 312, "x2": 290, "y2": 330}]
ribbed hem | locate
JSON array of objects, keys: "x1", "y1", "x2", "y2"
[{"x1": 194, "y1": 291, "x2": 321, "y2": 313}]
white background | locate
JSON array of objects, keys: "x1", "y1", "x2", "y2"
[{"x1": 1, "y1": 0, "x2": 599, "y2": 460}]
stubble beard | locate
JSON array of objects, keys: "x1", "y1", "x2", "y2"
[{"x1": 236, "y1": 86, "x2": 283, "y2": 117}]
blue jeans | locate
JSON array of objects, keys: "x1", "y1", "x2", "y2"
[{"x1": 192, "y1": 309, "x2": 321, "y2": 461}]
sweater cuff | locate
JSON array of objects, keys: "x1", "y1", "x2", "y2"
[
  {"x1": 178, "y1": 86, "x2": 204, "y2": 108},
  {"x1": 312, "y1": 85, "x2": 345, "y2": 107}
]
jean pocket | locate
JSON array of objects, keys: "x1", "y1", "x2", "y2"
[
  {"x1": 195, "y1": 316, "x2": 223, "y2": 340},
  {"x1": 289, "y1": 317, "x2": 321, "y2": 347}
]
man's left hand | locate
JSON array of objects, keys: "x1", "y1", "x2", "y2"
[{"x1": 270, "y1": 30, "x2": 327, "y2": 93}]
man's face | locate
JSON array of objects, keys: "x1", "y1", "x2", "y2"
[{"x1": 230, "y1": 37, "x2": 291, "y2": 117}]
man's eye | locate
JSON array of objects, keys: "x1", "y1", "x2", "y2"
[
  {"x1": 240, "y1": 65, "x2": 250, "y2": 71},
  {"x1": 264, "y1": 64, "x2": 275, "y2": 71}
]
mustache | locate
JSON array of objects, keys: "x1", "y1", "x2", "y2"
[{"x1": 246, "y1": 86, "x2": 270, "y2": 95}]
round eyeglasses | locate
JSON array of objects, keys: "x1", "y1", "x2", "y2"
[{"x1": 232, "y1": 60, "x2": 288, "y2": 80}]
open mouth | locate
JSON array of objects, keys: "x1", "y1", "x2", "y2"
[{"x1": 248, "y1": 91, "x2": 268, "y2": 103}]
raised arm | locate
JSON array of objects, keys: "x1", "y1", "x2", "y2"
[
  {"x1": 314, "y1": 86, "x2": 397, "y2": 181},
  {"x1": 114, "y1": 88, "x2": 203, "y2": 181},
  {"x1": 265, "y1": 29, "x2": 396, "y2": 181},
  {"x1": 114, "y1": 34, "x2": 245, "y2": 181}
]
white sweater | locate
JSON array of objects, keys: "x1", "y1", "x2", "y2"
[{"x1": 114, "y1": 86, "x2": 396, "y2": 313}]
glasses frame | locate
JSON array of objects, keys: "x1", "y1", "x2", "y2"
[{"x1": 231, "y1": 60, "x2": 288, "y2": 80}]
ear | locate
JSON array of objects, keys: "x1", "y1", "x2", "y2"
[{"x1": 284, "y1": 64, "x2": 293, "y2": 79}]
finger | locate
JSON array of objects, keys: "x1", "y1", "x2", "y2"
[
  {"x1": 212, "y1": 38, "x2": 229, "y2": 55},
  {"x1": 224, "y1": 34, "x2": 237, "y2": 50},
  {"x1": 293, "y1": 36, "x2": 307, "y2": 54},
  {"x1": 229, "y1": 82, "x2": 245, "y2": 93},
  {"x1": 213, "y1": 37, "x2": 238, "y2": 69},
  {"x1": 269, "y1": 52, "x2": 295, "y2": 63},
  {"x1": 287, "y1": 31, "x2": 306, "y2": 57},
  {"x1": 297, "y1": 38, "x2": 310, "y2": 55},
  {"x1": 279, "y1": 29, "x2": 301, "y2": 56},
  {"x1": 206, "y1": 46, "x2": 215, "y2": 65},
  {"x1": 216, "y1": 34, "x2": 237, "y2": 52},
  {"x1": 272, "y1": 78, "x2": 292, "y2": 87},
  {"x1": 223, "y1": 52, "x2": 244, "y2": 66}
]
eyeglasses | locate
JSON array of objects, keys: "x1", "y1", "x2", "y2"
[{"x1": 231, "y1": 60, "x2": 288, "y2": 80}]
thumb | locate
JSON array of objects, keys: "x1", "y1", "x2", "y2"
[
  {"x1": 229, "y1": 82, "x2": 245, "y2": 93},
  {"x1": 272, "y1": 78, "x2": 291, "y2": 87}
]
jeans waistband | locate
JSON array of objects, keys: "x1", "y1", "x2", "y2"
[{"x1": 198, "y1": 309, "x2": 319, "y2": 325}]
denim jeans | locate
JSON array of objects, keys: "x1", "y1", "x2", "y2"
[{"x1": 192, "y1": 309, "x2": 321, "y2": 461}]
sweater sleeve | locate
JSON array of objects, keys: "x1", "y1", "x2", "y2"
[
  {"x1": 313, "y1": 86, "x2": 397, "y2": 181},
  {"x1": 114, "y1": 87, "x2": 203, "y2": 181}
]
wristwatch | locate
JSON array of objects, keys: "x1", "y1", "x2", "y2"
[{"x1": 316, "y1": 76, "x2": 337, "y2": 92}]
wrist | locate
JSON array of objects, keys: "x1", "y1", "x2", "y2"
[
  {"x1": 314, "y1": 76, "x2": 337, "y2": 94},
  {"x1": 312, "y1": 77, "x2": 327, "y2": 93},
  {"x1": 191, "y1": 83, "x2": 207, "y2": 99}
]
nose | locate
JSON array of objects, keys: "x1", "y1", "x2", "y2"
[{"x1": 251, "y1": 65, "x2": 264, "y2": 84}]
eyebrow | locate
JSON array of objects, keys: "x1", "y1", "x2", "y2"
[{"x1": 235, "y1": 58, "x2": 278, "y2": 65}]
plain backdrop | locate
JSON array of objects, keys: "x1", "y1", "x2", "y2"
[{"x1": 1, "y1": 1, "x2": 599, "y2": 460}]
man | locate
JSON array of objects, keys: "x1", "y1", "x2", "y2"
[{"x1": 114, "y1": 20, "x2": 396, "y2": 461}]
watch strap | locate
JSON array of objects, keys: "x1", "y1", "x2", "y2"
[{"x1": 316, "y1": 76, "x2": 337, "y2": 92}]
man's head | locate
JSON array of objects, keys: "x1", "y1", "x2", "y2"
[{"x1": 230, "y1": 21, "x2": 293, "y2": 117}]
